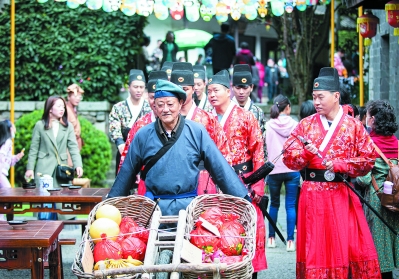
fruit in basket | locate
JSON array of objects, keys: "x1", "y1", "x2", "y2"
[
  {"x1": 130, "y1": 225, "x2": 150, "y2": 243},
  {"x1": 190, "y1": 221, "x2": 220, "y2": 253},
  {"x1": 93, "y1": 233, "x2": 122, "y2": 263},
  {"x1": 93, "y1": 257, "x2": 143, "y2": 270},
  {"x1": 200, "y1": 207, "x2": 224, "y2": 228},
  {"x1": 120, "y1": 237, "x2": 147, "y2": 261},
  {"x1": 119, "y1": 216, "x2": 138, "y2": 234},
  {"x1": 126, "y1": 255, "x2": 144, "y2": 266},
  {"x1": 96, "y1": 204, "x2": 122, "y2": 225},
  {"x1": 219, "y1": 215, "x2": 246, "y2": 256},
  {"x1": 90, "y1": 218, "x2": 120, "y2": 244}
]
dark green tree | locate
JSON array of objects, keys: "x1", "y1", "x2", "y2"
[
  {"x1": 271, "y1": 5, "x2": 331, "y2": 105},
  {"x1": 0, "y1": 1, "x2": 147, "y2": 103}
]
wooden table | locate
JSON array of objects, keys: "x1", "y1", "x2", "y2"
[
  {"x1": 0, "y1": 220, "x2": 63, "y2": 279},
  {"x1": 0, "y1": 188, "x2": 109, "y2": 215}
]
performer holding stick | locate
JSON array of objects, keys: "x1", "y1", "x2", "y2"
[{"x1": 282, "y1": 67, "x2": 381, "y2": 279}]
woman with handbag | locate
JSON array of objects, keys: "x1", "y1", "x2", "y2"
[
  {"x1": 356, "y1": 100, "x2": 399, "y2": 279},
  {"x1": 25, "y1": 96, "x2": 83, "y2": 188}
]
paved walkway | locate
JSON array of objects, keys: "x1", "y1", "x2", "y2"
[{"x1": 1, "y1": 196, "x2": 398, "y2": 278}]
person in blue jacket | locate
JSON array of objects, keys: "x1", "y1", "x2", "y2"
[{"x1": 108, "y1": 79, "x2": 251, "y2": 215}]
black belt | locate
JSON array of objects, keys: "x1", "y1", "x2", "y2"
[
  {"x1": 304, "y1": 168, "x2": 346, "y2": 183},
  {"x1": 233, "y1": 160, "x2": 253, "y2": 174}
]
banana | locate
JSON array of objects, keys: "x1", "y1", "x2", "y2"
[
  {"x1": 94, "y1": 257, "x2": 143, "y2": 271},
  {"x1": 126, "y1": 256, "x2": 143, "y2": 266},
  {"x1": 94, "y1": 260, "x2": 107, "y2": 270}
]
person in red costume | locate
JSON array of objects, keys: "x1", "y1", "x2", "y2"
[
  {"x1": 207, "y1": 69, "x2": 267, "y2": 277},
  {"x1": 283, "y1": 67, "x2": 381, "y2": 279}
]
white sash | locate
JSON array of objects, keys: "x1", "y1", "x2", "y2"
[
  {"x1": 127, "y1": 97, "x2": 144, "y2": 128},
  {"x1": 231, "y1": 96, "x2": 251, "y2": 111},
  {"x1": 186, "y1": 101, "x2": 197, "y2": 120},
  {"x1": 198, "y1": 94, "x2": 207, "y2": 110},
  {"x1": 318, "y1": 106, "x2": 344, "y2": 152},
  {"x1": 212, "y1": 101, "x2": 236, "y2": 128}
]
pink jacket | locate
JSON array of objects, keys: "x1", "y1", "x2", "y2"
[
  {"x1": 0, "y1": 139, "x2": 18, "y2": 176},
  {"x1": 265, "y1": 115, "x2": 298, "y2": 175}
]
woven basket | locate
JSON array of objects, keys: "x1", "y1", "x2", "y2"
[
  {"x1": 72, "y1": 195, "x2": 161, "y2": 279},
  {"x1": 183, "y1": 194, "x2": 257, "y2": 279}
]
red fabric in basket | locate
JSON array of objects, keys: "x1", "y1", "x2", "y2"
[
  {"x1": 121, "y1": 237, "x2": 147, "y2": 261},
  {"x1": 119, "y1": 216, "x2": 138, "y2": 235},
  {"x1": 200, "y1": 207, "x2": 224, "y2": 228},
  {"x1": 93, "y1": 234, "x2": 122, "y2": 263},
  {"x1": 190, "y1": 221, "x2": 220, "y2": 253},
  {"x1": 219, "y1": 214, "x2": 246, "y2": 256}
]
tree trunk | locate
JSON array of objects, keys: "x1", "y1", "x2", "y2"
[{"x1": 272, "y1": 5, "x2": 331, "y2": 106}]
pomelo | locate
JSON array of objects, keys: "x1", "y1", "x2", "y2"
[
  {"x1": 95, "y1": 204, "x2": 122, "y2": 225},
  {"x1": 90, "y1": 218, "x2": 120, "y2": 244}
]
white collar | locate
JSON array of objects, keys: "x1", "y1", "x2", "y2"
[
  {"x1": 185, "y1": 101, "x2": 197, "y2": 120},
  {"x1": 232, "y1": 96, "x2": 251, "y2": 111},
  {"x1": 318, "y1": 106, "x2": 344, "y2": 152},
  {"x1": 127, "y1": 96, "x2": 144, "y2": 127},
  {"x1": 198, "y1": 94, "x2": 207, "y2": 109},
  {"x1": 212, "y1": 101, "x2": 236, "y2": 128}
]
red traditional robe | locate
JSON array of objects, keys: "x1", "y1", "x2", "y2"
[
  {"x1": 213, "y1": 102, "x2": 267, "y2": 273},
  {"x1": 282, "y1": 108, "x2": 381, "y2": 279},
  {"x1": 119, "y1": 103, "x2": 230, "y2": 195},
  {"x1": 189, "y1": 103, "x2": 231, "y2": 195},
  {"x1": 119, "y1": 111, "x2": 155, "y2": 172}
]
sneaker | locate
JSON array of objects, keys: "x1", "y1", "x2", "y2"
[
  {"x1": 267, "y1": 237, "x2": 276, "y2": 248},
  {"x1": 286, "y1": 240, "x2": 296, "y2": 252}
]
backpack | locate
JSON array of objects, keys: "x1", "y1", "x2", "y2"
[{"x1": 371, "y1": 142, "x2": 399, "y2": 213}]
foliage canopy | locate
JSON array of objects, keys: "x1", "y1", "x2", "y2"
[{"x1": 0, "y1": 1, "x2": 147, "y2": 103}]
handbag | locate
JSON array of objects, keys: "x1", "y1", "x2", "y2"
[
  {"x1": 52, "y1": 144, "x2": 75, "y2": 181},
  {"x1": 371, "y1": 142, "x2": 399, "y2": 213}
]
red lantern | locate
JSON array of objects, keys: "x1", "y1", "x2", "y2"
[
  {"x1": 385, "y1": 0, "x2": 399, "y2": 39},
  {"x1": 357, "y1": 13, "x2": 379, "y2": 46}
]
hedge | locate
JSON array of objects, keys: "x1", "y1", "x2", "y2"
[
  {"x1": 0, "y1": 0, "x2": 147, "y2": 103},
  {"x1": 14, "y1": 111, "x2": 112, "y2": 186}
]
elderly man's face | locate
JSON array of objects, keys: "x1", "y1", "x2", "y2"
[{"x1": 155, "y1": 97, "x2": 183, "y2": 126}]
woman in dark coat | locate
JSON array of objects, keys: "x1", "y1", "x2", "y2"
[{"x1": 160, "y1": 31, "x2": 179, "y2": 64}]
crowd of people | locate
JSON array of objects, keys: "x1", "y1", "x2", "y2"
[
  {"x1": 0, "y1": 31, "x2": 398, "y2": 278},
  {"x1": 105, "y1": 56, "x2": 398, "y2": 278},
  {"x1": 143, "y1": 25, "x2": 290, "y2": 104}
]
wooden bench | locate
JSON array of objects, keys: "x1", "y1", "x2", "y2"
[
  {"x1": 44, "y1": 238, "x2": 76, "y2": 279},
  {"x1": 63, "y1": 219, "x2": 87, "y2": 235}
]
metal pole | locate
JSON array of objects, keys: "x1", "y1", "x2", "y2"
[
  {"x1": 330, "y1": 0, "x2": 335, "y2": 67},
  {"x1": 358, "y1": 6, "x2": 364, "y2": 106},
  {"x1": 10, "y1": 0, "x2": 15, "y2": 187}
]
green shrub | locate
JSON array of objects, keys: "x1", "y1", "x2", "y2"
[
  {"x1": 14, "y1": 111, "x2": 111, "y2": 186},
  {"x1": 0, "y1": 0, "x2": 147, "y2": 103},
  {"x1": 79, "y1": 116, "x2": 112, "y2": 186},
  {"x1": 14, "y1": 110, "x2": 43, "y2": 186}
]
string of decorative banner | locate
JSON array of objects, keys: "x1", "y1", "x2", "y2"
[{"x1": 37, "y1": 0, "x2": 332, "y2": 21}]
